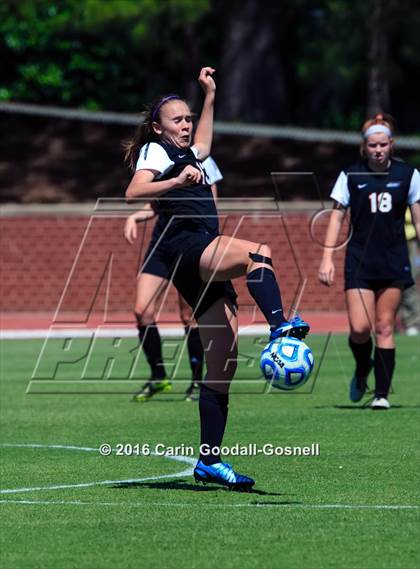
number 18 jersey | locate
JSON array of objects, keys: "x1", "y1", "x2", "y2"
[{"x1": 331, "y1": 159, "x2": 420, "y2": 282}]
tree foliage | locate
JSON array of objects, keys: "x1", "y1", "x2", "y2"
[{"x1": 0, "y1": 0, "x2": 419, "y2": 131}]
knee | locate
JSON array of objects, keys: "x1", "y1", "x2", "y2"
[
  {"x1": 134, "y1": 304, "x2": 156, "y2": 326},
  {"x1": 375, "y1": 319, "x2": 394, "y2": 340},
  {"x1": 258, "y1": 243, "x2": 272, "y2": 259},
  {"x1": 350, "y1": 326, "x2": 371, "y2": 343},
  {"x1": 180, "y1": 307, "x2": 193, "y2": 327},
  {"x1": 206, "y1": 349, "x2": 238, "y2": 382},
  {"x1": 247, "y1": 242, "x2": 272, "y2": 271}
]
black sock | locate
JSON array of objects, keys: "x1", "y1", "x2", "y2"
[
  {"x1": 199, "y1": 384, "x2": 229, "y2": 465},
  {"x1": 137, "y1": 323, "x2": 166, "y2": 380},
  {"x1": 246, "y1": 268, "x2": 287, "y2": 330},
  {"x1": 348, "y1": 336, "x2": 373, "y2": 377},
  {"x1": 185, "y1": 326, "x2": 204, "y2": 383},
  {"x1": 374, "y1": 347, "x2": 395, "y2": 398}
]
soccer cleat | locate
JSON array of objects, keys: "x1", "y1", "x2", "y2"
[
  {"x1": 269, "y1": 314, "x2": 310, "y2": 341},
  {"x1": 132, "y1": 379, "x2": 172, "y2": 402},
  {"x1": 193, "y1": 460, "x2": 255, "y2": 491},
  {"x1": 405, "y1": 326, "x2": 419, "y2": 337},
  {"x1": 349, "y1": 360, "x2": 373, "y2": 402},
  {"x1": 184, "y1": 381, "x2": 200, "y2": 402},
  {"x1": 371, "y1": 397, "x2": 391, "y2": 410}
]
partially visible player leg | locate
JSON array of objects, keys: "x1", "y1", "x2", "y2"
[
  {"x1": 133, "y1": 273, "x2": 171, "y2": 402},
  {"x1": 193, "y1": 297, "x2": 254, "y2": 490},
  {"x1": 346, "y1": 288, "x2": 375, "y2": 402},
  {"x1": 178, "y1": 292, "x2": 203, "y2": 401},
  {"x1": 371, "y1": 286, "x2": 402, "y2": 409},
  {"x1": 199, "y1": 236, "x2": 309, "y2": 340}
]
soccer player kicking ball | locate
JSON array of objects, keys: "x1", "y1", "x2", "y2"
[
  {"x1": 319, "y1": 113, "x2": 420, "y2": 410},
  {"x1": 123, "y1": 158, "x2": 222, "y2": 403},
  {"x1": 124, "y1": 66, "x2": 310, "y2": 490}
]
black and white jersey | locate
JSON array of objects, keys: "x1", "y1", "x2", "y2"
[
  {"x1": 136, "y1": 142, "x2": 221, "y2": 239},
  {"x1": 330, "y1": 159, "x2": 420, "y2": 279}
]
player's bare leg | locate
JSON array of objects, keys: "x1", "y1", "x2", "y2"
[
  {"x1": 178, "y1": 292, "x2": 203, "y2": 401},
  {"x1": 132, "y1": 273, "x2": 171, "y2": 402},
  {"x1": 193, "y1": 297, "x2": 254, "y2": 490},
  {"x1": 197, "y1": 297, "x2": 238, "y2": 394},
  {"x1": 374, "y1": 287, "x2": 402, "y2": 349},
  {"x1": 199, "y1": 236, "x2": 309, "y2": 340}
]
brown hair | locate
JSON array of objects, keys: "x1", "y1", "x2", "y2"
[
  {"x1": 123, "y1": 94, "x2": 183, "y2": 172},
  {"x1": 360, "y1": 112, "x2": 396, "y2": 158}
]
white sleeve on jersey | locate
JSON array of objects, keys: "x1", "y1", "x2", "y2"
[
  {"x1": 201, "y1": 156, "x2": 223, "y2": 185},
  {"x1": 408, "y1": 169, "x2": 420, "y2": 205},
  {"x1": 330, "y1": 171, "x2": 350, "y2": 207},
  {"x1": 136, "y1": 143, "x2": 174, "y2": 179}
]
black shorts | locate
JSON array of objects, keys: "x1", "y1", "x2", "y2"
[
  {"x1": 344, "y1": 249, "x2": 414, "y2": 291},
  {"x1": 141, "y1": 239, "x2": 172, "y2": 280},
  {"x1": 344, "y1": 275, "x2": 408, "y2": 292},
  {"x1": 141, "y1": 230, "x2": 237, "y2": 319}
]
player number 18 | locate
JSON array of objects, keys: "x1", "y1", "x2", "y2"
[{"x1": 369, "y1": 192, "x2": 392, "y2": 213}]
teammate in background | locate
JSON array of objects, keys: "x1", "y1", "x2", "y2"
[
  {"x1": 399, "y1": 209, "x2": 420, "y2": 336},
  {"x1": 318, "y1": 113, "x2": 420, "y2": 410},
  {"x1": 124, "y1": 66, "x2": 309, "y2": 489},
  {"x1": 123, "y1": 158, "x2": 221, "y2": 402}
]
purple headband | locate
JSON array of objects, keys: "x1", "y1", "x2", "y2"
[{"x1": 151, "y1": 95, "x2": 181, "y2": 121}]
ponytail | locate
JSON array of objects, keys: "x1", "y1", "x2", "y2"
[{"x1": 122, "y1": 115, "x2": 156, "y2": 172}]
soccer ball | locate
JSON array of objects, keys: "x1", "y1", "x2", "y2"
[{"x1": 260, "y1": 337, "x2": 314, "y2": 391}]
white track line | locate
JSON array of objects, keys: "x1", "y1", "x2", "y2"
[
  {"x1": 0, "y1": 326, "x2": 268, "y2": 340},
  {"x1": 0, "y1": 443, "x2": 194, "y2": 495},
  {"x1": 0, "y1": 499, "x2": 417, "y2": 510}
]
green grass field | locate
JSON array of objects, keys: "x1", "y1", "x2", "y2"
[{"x1": 0, "y1": 335, "x2": 419, "y2": 569}]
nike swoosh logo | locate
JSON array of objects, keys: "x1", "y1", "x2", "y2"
[
  {"x1": 271, "y1": 309, "x2": 282, "y2": 314},
  {"x1": 178, "y1": 154, "x2": 187, "y2": 158},
  {"x1": 357, "y1": 184, "x2": 368, "y2": 189}
]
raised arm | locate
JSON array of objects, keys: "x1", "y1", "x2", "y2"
[
  {"x1": 318, "y1": 204, "x2": 347, "y2": 286},
  {"x1": 193, "y1": 67, "x2": 216, "y2": 161}
]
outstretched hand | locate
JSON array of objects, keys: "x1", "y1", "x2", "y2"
[{"x1": 198, "y1": 67, "x2": 216, "y2": 94}]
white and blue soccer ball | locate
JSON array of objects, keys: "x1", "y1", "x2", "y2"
[{"x1": 260, "y1": 337, "x2": 314, "y2": 391}]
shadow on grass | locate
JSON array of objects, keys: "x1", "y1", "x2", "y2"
[{"x1": 112, "y1": 479, "x2": 289, "y2": 496}]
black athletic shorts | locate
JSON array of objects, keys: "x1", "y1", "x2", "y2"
[
  {"x1": 141, "y1": 239, "x2": 172, "y2": 280},
  {"x1": 344, "y1": 248, "x2": 414, "y2": 291},
  {"x1": 344, "y1": 275, "x2": 408, "y2": 292},
  {"x1": 140, "y1": 230, "x2": 237, "y2": 319}
]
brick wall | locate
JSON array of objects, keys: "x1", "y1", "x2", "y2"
[{"x1": 0, "y1": 212, "x2": 346, "y2": 318}]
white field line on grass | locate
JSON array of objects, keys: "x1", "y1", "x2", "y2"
[
  {"x1": 0, "y1": 443, "x2": 194, "y2": 495},
  {"x1": 0, "y1": 444, "x2": 418, "y2": 511},
  {"x1": 1, "y1": 326, "x2": 268, "y2": 340},
  {"x1": 0, "y1": 499, "x2": 418, "y2": 510}
]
